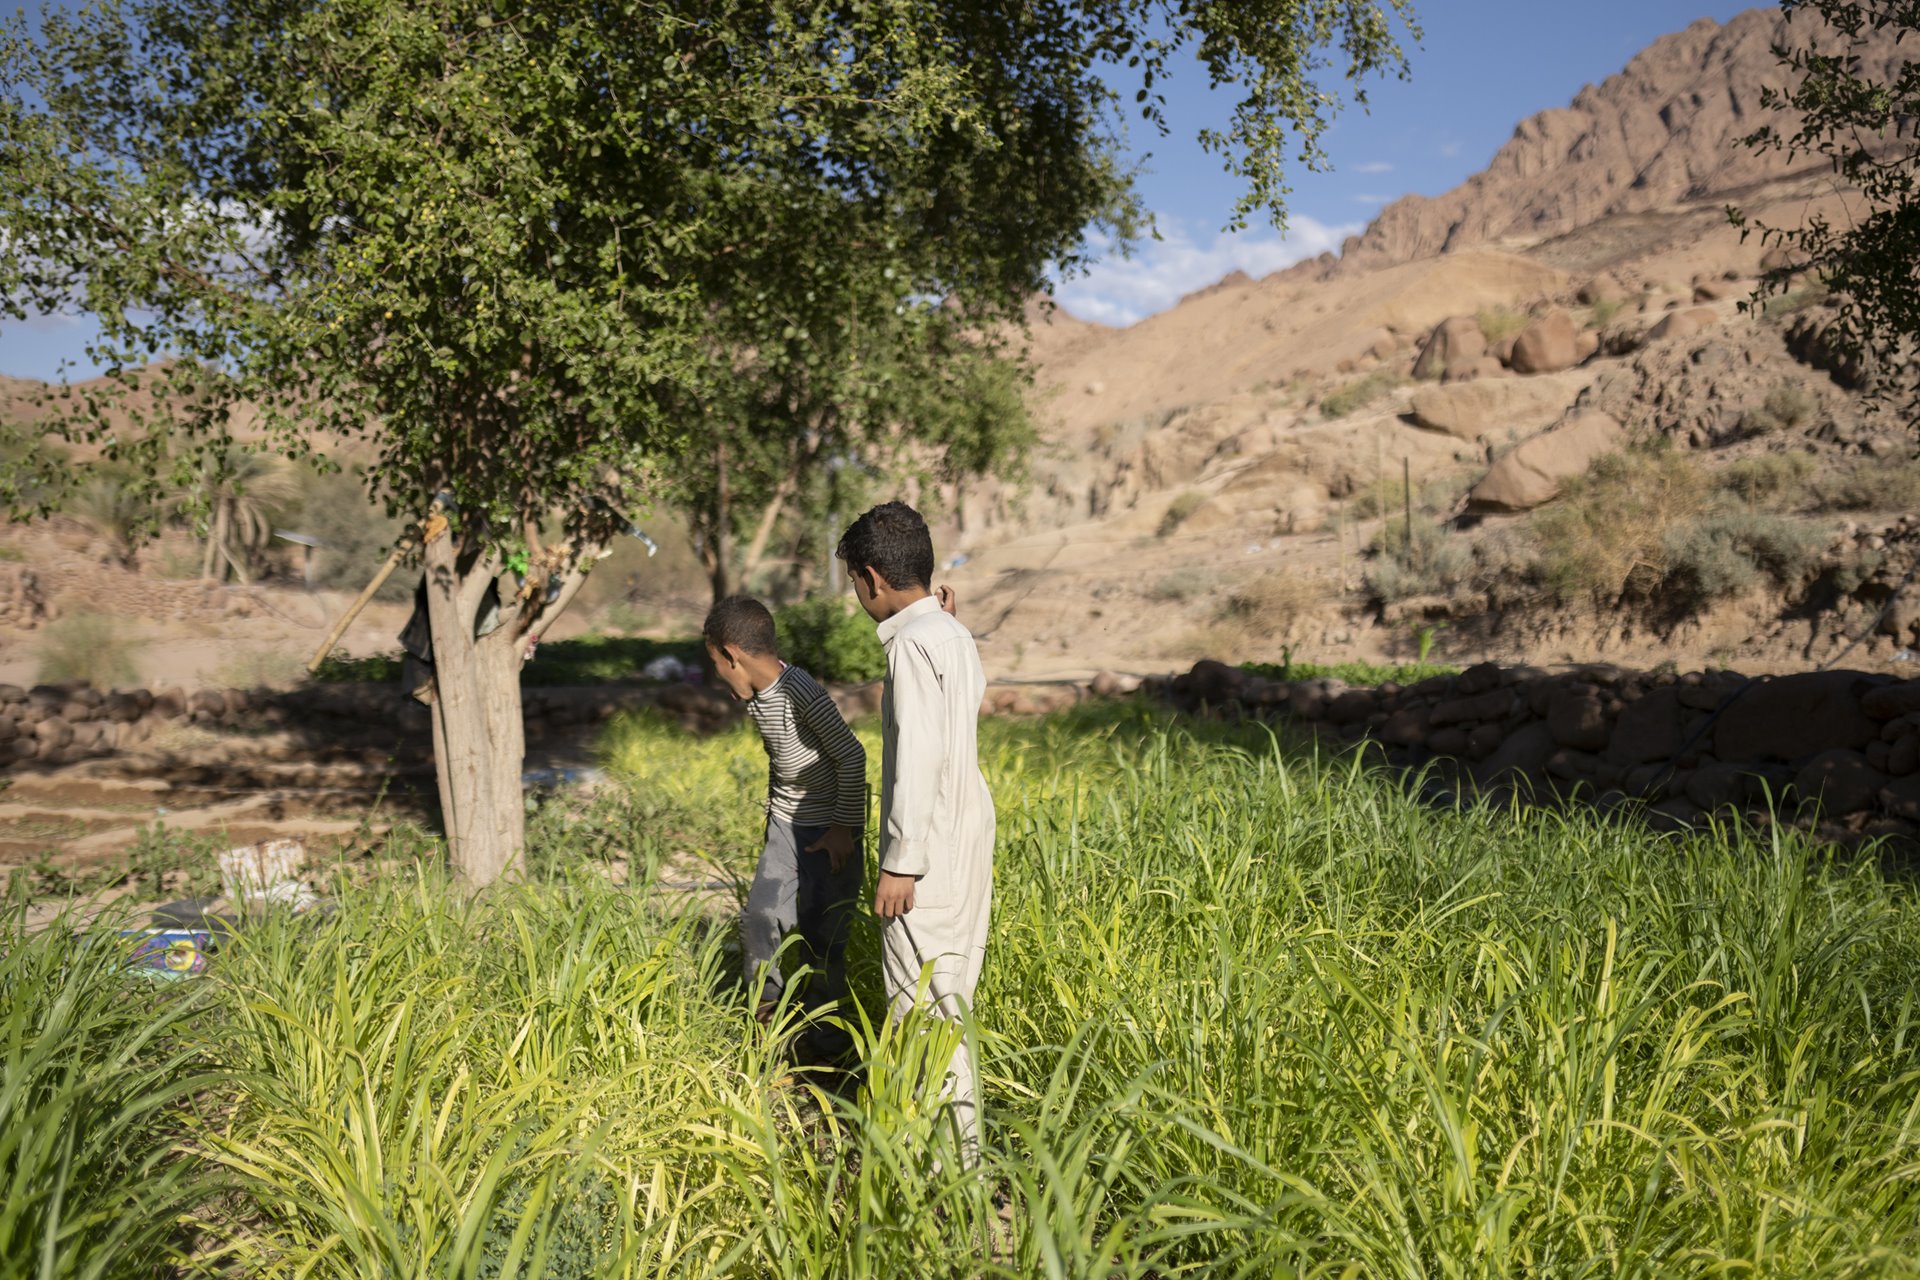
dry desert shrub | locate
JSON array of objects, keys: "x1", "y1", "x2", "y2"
[
  {"x1": 1531, "y1": 444, "x2": 1827, "y2": 604},
  {"x1": 1660, "y1": 509, "x2": 1825, "y2": 599},
  {"x1": 1531, "y1": 447, "x2": 1713, "y2": 600},
  {"x1": 1743, "y1": 383, "x2": 1819, "y2": 434},
  {"x1": 1718, "y1": 451, "x2": 1815, "y2": 508},
  {"x1": 1157, "y1": 490, "x2": 1207, "y2": 537},
  {"x1": 1161, "y1": 569, "x2": 1331, "y2": 659},
  {"x1": 35, "y1": 611, "x2": 140, "y2": 688},
  {"x1": 1319, "y1": 370, "x2": 1403, "y2": 421},
  {"x1": 214, "y1": 648, "x2": 307, "y2": 690},
  {"x1": 1476, "y1": 306, "x2": 1530, "y2": 344},
  {"x1": 1364, "y1": 520, "x2": 1474, "y2": 603},
  {"x1": 1809, "y1": 457, "x2": 1920, "y2": 513},
  {"x1": 1221, "y1": 569, "x2": 1330, "y2": 621},
  {"x1": 1345, "y1": 466, "x2": 1478, "y2": 523}
]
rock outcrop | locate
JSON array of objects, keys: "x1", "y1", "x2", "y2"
[{"x1": 1468, "y1": 411, "x2": 1625, "y2": 511}]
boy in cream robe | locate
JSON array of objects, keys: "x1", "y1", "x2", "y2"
[{"x1": 838, "y1": 501, "x2": 994, "y2": 1162}]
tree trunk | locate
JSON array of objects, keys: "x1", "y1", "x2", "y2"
[
  {"x1": 737, "y1": 471, "x2": 796, "y2": 589},
  {"x1": 203, "y1": 500, "x2": 228, "y2": 581},
  {"x1": 709, "y1": 440, "x2": 733, "y2": 602},
  {"x1": 422, "y1": 531, "x2": 526, "y2": 885}
]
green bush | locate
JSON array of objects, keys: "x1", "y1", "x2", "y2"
[
  {"x1": 1319, "y1": 370, "x2": 1403, "y2": 420},
  {"x1": 1585, "y1": 297, "x2": 1623, "y2": 329},
  {"x1": 62, "y1": 467, "x2": 154, "y2": 567},
  {"x1": 36, "y1": 612, "x2": 139, "y2": 688},
  {"x1": 774, "y1": 595, "x2": 885, "y2": 683}
]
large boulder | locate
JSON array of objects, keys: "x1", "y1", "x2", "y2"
[
  {"x1": 1713, "y1": 671, "x2": 1883, "y2": 763},
  {"x1": 1467, "y1": 411, "x2": 1625, "y2": 512},
  {"x1": 1607, "y1": 687, "x2": 1686, "y2": 769},
  {"x1": 1862, "y1": 680, "x2": 1920, "y2": 721},
  {"x1": 1647, "y1": 307, "x2": 1717, "y2": 344},
  {"x1": 1472, "y1": 722, "x2": 1557, "y2": 786},
  {"x1": 1412, "y1": 316, "x2": 1488, "y2": 380},
  {"x1": 1795, "y1": 749, "x2": 1888, "y2": 817},
  {"x1": 1577, "y1": 274, "x2": 1624, "y2": 305},
  {"x1": 1547, "y1": 690, "x2": 1610, "y2": 751},
  {"x1": 1174, "y1": 660, "x2": 1246, "y2": 708},
  {"x1": 1405, "y1": 378, "x2": 1573, "y2": 443},
  {"x1": 1508, "y1": 308, "x2": 1579, "y2": 374}
]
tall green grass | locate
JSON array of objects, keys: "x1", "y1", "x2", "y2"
[
  {"x1": 9, "y1": 706, "x2": 1920, "y2": 1275},
  {"x1": 1, "y1": 893, "x2": 219, "y2": 1277}
]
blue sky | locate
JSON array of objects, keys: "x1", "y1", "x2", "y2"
[{"x1": 3, "y1": 1, "x2": 1764, "y2": 377}]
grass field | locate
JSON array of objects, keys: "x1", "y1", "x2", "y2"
[{"x1": 10, "y1": 704, "x2": 1920, "y2": 1276}]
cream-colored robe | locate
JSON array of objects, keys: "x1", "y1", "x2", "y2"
[{"x1": 875, "y1": 594, "x2": 995, "y2": 1159}]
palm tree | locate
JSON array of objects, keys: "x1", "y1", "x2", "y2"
[
  {"x1": 193, "y1": 448, "x2": 300, "y2": 583},
  {"x1": 65, "y1": 470, "x2": 154, "y2": 568}
]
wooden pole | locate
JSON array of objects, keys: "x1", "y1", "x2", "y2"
[
  {"x1": 1403, "y1": 457, "x2": 1413, "y2": 560},
  {"x1": 305, "y1": 534, "x2": 417, "y2": 672}
]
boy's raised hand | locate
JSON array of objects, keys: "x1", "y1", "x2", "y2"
[
  {"x1": 805, "y1": 824, "x2": 857, "y2": 873},
  {"x1": 873, "y1": 870, "x2": 916, "y2": 918}
]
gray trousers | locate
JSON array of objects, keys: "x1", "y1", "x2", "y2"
[{"x1": 742, "y1": 820, "x2": 862, "y2": 1020}]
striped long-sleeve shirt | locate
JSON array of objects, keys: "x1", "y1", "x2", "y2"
[{"x1": 746, "y1": 664, "x2": 868, "y2": 829}]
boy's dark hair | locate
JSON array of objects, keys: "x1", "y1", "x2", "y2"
[
  {"x1": 703, "y1": 596, "x2": 779, "y2": 657},
  {"x1": 836, "y1": 501, "x2": 934, "y2": 593}
]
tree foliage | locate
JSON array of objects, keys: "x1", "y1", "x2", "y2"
[
  {"x1": 1734, "y1": 0, "x2": 1920, "y2": 401},
  {"x1": 0, "y1": 0, "x2": 1418, "y2": 878}
]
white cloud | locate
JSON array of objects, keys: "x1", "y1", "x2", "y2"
[
  {"x1": 1352, "y1": 194, "x2": 1389, "y2": 206},
  {"x1": 1051, "y1": 216, "x2": 1359, "y2": 327},
  {"x1": 1352, "y1": 161, "x2": 1394, "y2": 174},
  {"x1": 1439, "y1": 140, "x2": 1463, "y2": 159}
]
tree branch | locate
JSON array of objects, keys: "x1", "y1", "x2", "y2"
[{"x1": 518, "y1": 541, "x2": 605, "y2": 642}]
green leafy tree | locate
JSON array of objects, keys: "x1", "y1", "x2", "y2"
[
  {"x1": 1733, "y1": 0, "x2": 1920, "y2": 401},
  {"x1": 0, "y1": 0, "x2": 1416, "y2": 883},
  {"x1": 676, "y1": 311, "x2": 1037, "y2": 603}
]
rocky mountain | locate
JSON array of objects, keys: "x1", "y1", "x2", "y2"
[
  {"x1": 1332, "y1": 9, "x2": 1906, "y2": 272},
  {"x1": 922, "y1": 5, "x2": 1916, "y2": 683}
]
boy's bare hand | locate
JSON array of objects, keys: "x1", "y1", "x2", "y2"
[
  {"x1": 936, "y1": 584, "x2": 957, "y2": 616},
  {"x1": 806, "y1": 824, "x2": 857, "y2": 873},
  {"x1": 873, "y1": 870, "x2": 916, "y2": 918}
]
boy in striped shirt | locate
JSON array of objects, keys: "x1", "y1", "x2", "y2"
[{"x1": 703, "y1": 596, "x2": 867, "y2": 1049}]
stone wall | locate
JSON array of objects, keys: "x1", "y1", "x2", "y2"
[
  {"x1": 0, "y1": 679, "x2": 740, "y2": 770},
  {"x1": 1167, "y1": 659, "x2": 1920, "y2": 843},
  {"x1": 0, "y1": 564, "x2": 52, "y2": 630}
]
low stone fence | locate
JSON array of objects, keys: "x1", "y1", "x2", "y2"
[
  {"x1": 1166, "y1": 659, "x2": 1920, "y2": 844},
  {"x1": 0, "y1": 679, "x2": 741, "y2": 770},
  {"x1": 0, "y1": 673, "x2": 1106, "y2": 774}
]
